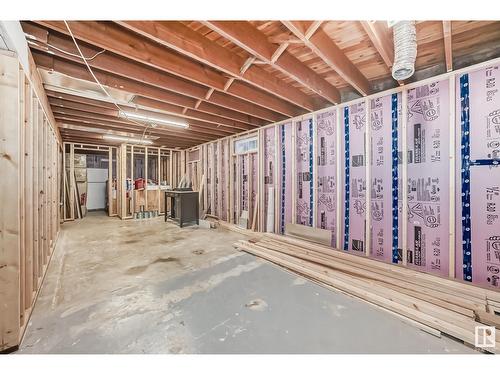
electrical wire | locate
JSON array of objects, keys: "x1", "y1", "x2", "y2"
[
  {"x1": 42, "y1": 40, "x2": 106, "y2": 61},
  {"x1": 63, "y1": 20, "x2": 155, "y2": 143}
]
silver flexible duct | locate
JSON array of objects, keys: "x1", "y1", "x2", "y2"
[{"x1": 392, "y1": 21, "x2": 417, "y2": 81}]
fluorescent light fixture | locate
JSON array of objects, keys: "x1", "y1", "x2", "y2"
[
  {"x1": 102, "y1": 135, "x2": 153, "y2": 145},
  {"x1": 119, "y1": 110, "x2": 189, "y2": 129}
]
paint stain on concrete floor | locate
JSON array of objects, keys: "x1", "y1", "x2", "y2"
[{"x1": 18, "y1": 211, "x2": 478, "y2": 354}]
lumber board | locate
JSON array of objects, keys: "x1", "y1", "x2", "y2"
[
  {"x1": 235, "y1": 240, "x2": 499, "y2": 353},
  {"x1": 285, "y1": 223, "x2": 332, "y2": 246},
  {"x1": 264, "y1": 233, "x2": 500, "y2": 302}
]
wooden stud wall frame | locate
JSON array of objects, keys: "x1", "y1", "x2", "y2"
[
  {"x1": 62, "y1": 142, "x2": 118, "y2": 221},
  {"x1": 1, "y1": 53, "x2": 62, "y2": 352},
  {"x1": 186, "y1": 56, "x2": 500, "y2": 291}
]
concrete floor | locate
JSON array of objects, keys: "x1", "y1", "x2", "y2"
[{"x1": 19, "y1": 212, "x2": 476, "y2": 354}]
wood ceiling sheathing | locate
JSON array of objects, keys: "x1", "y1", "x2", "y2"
[{"x1": 23, "y1": 20, "x2": 500, "y2": 148}]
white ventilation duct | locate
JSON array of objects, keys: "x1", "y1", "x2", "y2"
[{"x1": 391, "y1": 21, "x2": 417, "y2": 81}]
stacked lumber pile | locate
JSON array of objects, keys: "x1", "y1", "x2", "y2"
[{"x1": 234, "y1": 234, "x2": 500, "y2": 353}]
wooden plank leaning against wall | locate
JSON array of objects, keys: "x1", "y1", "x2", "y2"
[{"x1": 0, "y1": 52, "x2": 61, "y2": 352}]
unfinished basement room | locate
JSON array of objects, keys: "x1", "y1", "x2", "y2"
[{"x1": 2, "y1": 1, "x2": 500, "y2": 371}]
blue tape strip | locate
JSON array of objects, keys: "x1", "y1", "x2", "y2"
[
  {"x1": 281, "y1": 124, "x2": 286, "y2": 235},
  {"x1": 460, "y1": 73, "x2": 472, "y2": 282},
  {"x1": 391, "y1": 93, "x2": 399, "y2": 264},
  {"x1": 343, "y1": 107, "x2": 350, "y2": 251},
  {"x1": 308, "y1": 118, "x2": 314, "y2": 227}
]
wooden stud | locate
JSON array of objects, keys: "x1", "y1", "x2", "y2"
[
  {"x1": 443, "y1": 21, "x2": 453, "y2": 72},
  {"x1": 401, "y1": 88, "x2": 408, "y2": 266},
  {"x1": 365, "y1": 99, "x2": 371, "y2": 257},
  {"x1": 449, "y1": 75, "x2": 456, "y2": 278},
  {"x1": 0, "y1": 54, "x2": 21, "y2": 351}
]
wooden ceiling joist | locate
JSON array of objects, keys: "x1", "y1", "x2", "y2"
[
  {"x1": 54, "y1": 114, "x2": 216, "y2": 144},
  {"x1": 202, "y1": 21, "x2": 341, "y2": 104},
  {"x1": 31, "y1": 21, "x2": 300, "y2": 119},
  {"x1": 282, "y1": 21, "x2": 372, "y2": 96},
  {"x1": 24, "y1": 24, "x2": 278, "y2": 125},
  {"x1": 443, "y1": 21, "x2": 453, "y2": 72},
  {"x1": 51, "y1": 105, "x2": 234, "y2": 139},
  {"x1": 360, "y1": 21, "x2": 394, "y2": 70},
  {"x1": 32, "y1": 50, "x2": 281, "y2": 126},
  {"x1": 116, "y1": 21, "x2": 312, "y2": 114},
  {"x1": 49, "y1": 102, "x2": 232, "y2": 140}
]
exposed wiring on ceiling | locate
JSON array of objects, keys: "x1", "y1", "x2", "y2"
[
  {"x1": 63, "y1": 20, "x2": 155, "y2": 143},
  {"x1": 42, "y1": 40, "x2": 106, "y2": 61}
]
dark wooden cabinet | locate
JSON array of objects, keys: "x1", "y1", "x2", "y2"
[{"x1": 164, "y1": 190, "x2": 199, "y2": 227}]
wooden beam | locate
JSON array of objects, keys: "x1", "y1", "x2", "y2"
[
  {"x1": 203, "y1": 21, "x2": 341, "y2": 104},
  {"x1": 31, "y1": 21, "x2": 299, "y2": 119},
  {"x1": 282, "y1": 21, "x2": 372, "y2": 96},
  {"x1": 45, "y1": 88, "x2": 263, "y2": 129},
  {"x1": 47, "y1": 92, "x2": 238, "y2": 133},
  {"x1": 443, "y1": 21, "x2": 453, "y2": 72},
  {"x1": 131, "y1": 96, "x2": 254, "y2": 132},
  {"x1": 360, "y1": 21, "x2": 394, "y2": 69},
  {"x1": 51, "y1": 109, "x2": 223, "y2": 141},
  {"x1": 24, "y1": 23, "x2": 280, "y2": 124},
  {"x1": 116, "y1": 21, "x2": 311, "y2": 114},
  {"x1": 33, "y1": 51, "x2": 282, "y2": 123}
]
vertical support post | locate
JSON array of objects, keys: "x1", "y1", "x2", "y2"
[
  {"x1": 291, "y1": 120, "x2": 297, "y2": 224},
  {"x1": 258, "y1": 129, "x2": 265, "y2": 232},
  {"x1": 157, "y1": 147, "x2": 161, "y2": 215},
  {"x1": 274, "y1": 124, "x2": 279, "y2": 233},
  {"x1": 108, "y1": 147, "x2": 112, "y2": 216},
  {"x1": 449, "y1": 75, "x2": 456, "y2": 278},
  {"x1": 312, "y1": 115, "x2": 318, "y2": 228},
  {"x1": 69, "y1": 143, "x2": 75, "y2": 220},
  {"x1": 169, "y1": 149, "x2": 173, "y2": 187},
  {"x1": 365, "y1": 98, "x2": 371, "y2": 257},
  {"x1": 336, "y1": 109, "x2": 342, "y2": 249},
  {"x1": 143, "y1": 147, "x2": 147, "y2": 210}
]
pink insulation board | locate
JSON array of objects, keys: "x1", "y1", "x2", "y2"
[
  {"x1": 296, "y1": 118, "x2": 314, "y2": 226},
  {"x1": 342, "y1": 102, "x2": 367, "y2": 254},
  {"x1": 279, "y1": 122, "x2": 293, "y2": 234},
  {"x1": 456, "y1": 64, "x2": 500, "y2": 289},
  {"x1": 370, "y1": 93, "x2": 402, "y2": 264},
  {"x1": 263, "y1": 126, "x2": 276, "y2": 231},
  {"x1": 406, "y1": 79, "x2": 450, "y2": 276},
  {"x1": 316, "y1": 110, "x2": 337, "y2": 247}
]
